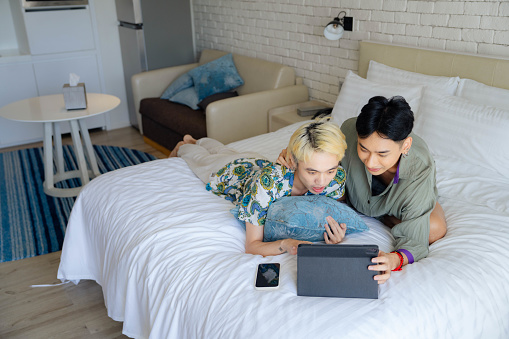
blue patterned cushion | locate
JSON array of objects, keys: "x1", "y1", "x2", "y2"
[
  {"x1": 188, "y1": 54, "x2": 244, "y2": 101},
  {"x1": 264, "y1": 195, "x2": 368, "y2": 242},
  {"x1": 230, "y1": 195, "x2": 369, "y2": 242},
  {"x1": 160, "y1": 72, "x2": 193, "y2": 100},
  {"x1": 169, "y1": 87, "x2": 199, "y2": 110}
]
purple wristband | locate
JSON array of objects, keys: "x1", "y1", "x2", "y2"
[{"x1": 398, "y1": 249, "x2": 414, "y2": 264}]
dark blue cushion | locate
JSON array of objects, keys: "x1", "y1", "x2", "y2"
[{"x1": 188, "y1": 54, "x2": 244, "y2": 101}]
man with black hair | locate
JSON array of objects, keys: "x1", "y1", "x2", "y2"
[{"x1": 279, "y1": 96, "x2": 447, "y2": 284}]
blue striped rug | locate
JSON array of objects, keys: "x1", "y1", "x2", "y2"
[{"x1": 0, "y1": 145, "x2": 157, "y2": 263}]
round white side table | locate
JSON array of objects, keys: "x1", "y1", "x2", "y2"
[{"x1": 0, "y1": 93, "x2": 121, "y2": 197}]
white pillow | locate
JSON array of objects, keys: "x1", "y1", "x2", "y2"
[
  {"x1": 456, "y1": 78, "x2": 509, "y2": 111},
  {"x1": 367, "y1": 60, "x2": 460, "y2": 96},
  {"x1": 434, "y1": 156, "x2": 509, "y2": 213},
  {"x1": 331, "y1": 71, "x2": 424, "y2": 125},
  {"x1": 414, "y1": 90, "x2": 509, "y2": 180}
]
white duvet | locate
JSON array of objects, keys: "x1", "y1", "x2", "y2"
[{"x1": 58, "y1": 123, "x2": 509, "y2": 339}]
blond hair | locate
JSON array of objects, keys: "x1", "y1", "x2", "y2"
[{"x1": 288, "y1": 119, "x2": 347, "y2": 163}]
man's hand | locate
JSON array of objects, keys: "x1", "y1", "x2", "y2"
[
  {"x1": 369, "y1": 251, "x2": 401, "y2": 284},
  {"x1": 324, "y1": 216, "x2": 346, "y2": 244},
  {"x1": 280, "y1": 239, "x2": 312, "y2": 255},
  {"x1": 276, "y1": 148, "x2": 296, "y2": 170}
]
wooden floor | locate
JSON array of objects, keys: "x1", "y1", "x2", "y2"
[{"x1": 0, "y1": 127, "x2": 167, "y2": 338}]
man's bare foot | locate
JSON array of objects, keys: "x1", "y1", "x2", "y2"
[
  {"x1": 183, "y1": 134, "x2": 197, "y2": 144},
  {"x1": 169, "y1": 141, "x2": 184, "y2": 157},
  {"x1": 169, "y1": 135, "x2": 197, "y2": 157}
]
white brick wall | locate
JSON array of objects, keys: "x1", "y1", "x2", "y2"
[{"x1": 193, "y1": 0, "x2": 509, "y2": 105}]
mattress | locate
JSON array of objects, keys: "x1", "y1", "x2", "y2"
[{"x1": 58, "y1": 122, "x2": 509, "y2": 339}]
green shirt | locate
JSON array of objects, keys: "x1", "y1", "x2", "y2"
[{"x1": 340, "y1": 118, "x2": 437, "y2": 262}]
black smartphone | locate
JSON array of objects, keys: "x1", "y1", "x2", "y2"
[{"x1": 255, "y1": 263, "x2": 280, "y2": 290}]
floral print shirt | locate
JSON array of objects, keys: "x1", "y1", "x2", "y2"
[{"x1": 206, "y1": 158, "x2": 346, "y2": 226}]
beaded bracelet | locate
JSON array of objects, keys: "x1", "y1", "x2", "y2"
[
  {"x1": 398, "y1": 249, "x2": 414, "y2": 264},
  {"x1": 391, "y1": 251, "x2": 404, "y2": 271}
]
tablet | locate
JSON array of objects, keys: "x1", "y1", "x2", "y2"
[{"x1": 297, "y1": 244, "x2": 379, "y2": 299}]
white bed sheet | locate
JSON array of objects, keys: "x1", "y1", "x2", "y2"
[{"x1": 58, "y1": 122, "x2": 509, "y2": 339}]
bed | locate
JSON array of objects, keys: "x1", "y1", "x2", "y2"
[{"x1": 57, "y1": 41, "x2": 509, "y2": 339}]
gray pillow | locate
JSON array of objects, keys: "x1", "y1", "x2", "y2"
[
  {"x1": 169, "y1": 87, "x2": 199, "y2": 110},
  {"x1": 160, "y1": 72, "x2": 193, "y2": 100}
]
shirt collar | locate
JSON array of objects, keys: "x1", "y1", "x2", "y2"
[
  {"x1": 394, "y1": 149, "x2": 415, "y2": 184},
  {"x1": 394, "y1": 161, "x2": 401, "y2": 184}
]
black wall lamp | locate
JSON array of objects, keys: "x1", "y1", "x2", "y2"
[{"x1": 324, "y1": 11, "x2": 353, "y2": 40}]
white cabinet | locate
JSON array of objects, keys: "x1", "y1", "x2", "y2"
[
  {"x1": 24, "y1": 7, "x2": 95, "y2": 55},
  {"x1": 0, "y1": 54, "x2": 106, "y2": 146},
  {"x1": 33, "y1": 54, "x2": 101, "y2": 95},
  {"x1": 0, "y1": 62, "x2": 43, "y2": 146},
  {"x1": 33, "y1": 53, "x2": 106, "y2": 133},
  {"x1": 0, "y1": 2, "x2": 108, "y2": 148},
  {"x1": 0, "y1": 62, "x2": 37, "y2": 107}
]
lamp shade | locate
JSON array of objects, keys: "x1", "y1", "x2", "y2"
[{"x1": 324, "y1": 21, "x2": 344, "y2": 40}]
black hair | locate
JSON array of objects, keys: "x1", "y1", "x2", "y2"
[
  {"x1": 304, "y1": 121, "x2": 323, "y2": 148},
  {"x1": 356, "y1": 96, "x2": 414, "y2": 142}
]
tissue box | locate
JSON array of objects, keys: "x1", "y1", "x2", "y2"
[{"x1": 63, "y1": 83, "x2": 87, "y2": 110}]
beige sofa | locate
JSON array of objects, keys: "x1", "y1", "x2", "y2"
[{"x1": 132, "y1": 49, "x2": 308, "y2": 153}]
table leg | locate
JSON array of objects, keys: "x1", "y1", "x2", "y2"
[
  {"x1": 78, "y1": 119, "x2": 100, "y2": 177},
  {"x1": 53, "y1": 122, "x2": 64, "y2": 175},
  {"x1": 43, "y1": 122, "x2": 54, "y2": 192},
  {"x1": 69, "y1": 119, "x2": 90, "y2": 186}
]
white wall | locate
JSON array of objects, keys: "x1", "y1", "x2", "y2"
[{"x1": 192, "y1": 0, "x2": 509, "y2": 105}]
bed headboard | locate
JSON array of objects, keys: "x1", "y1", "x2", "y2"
[{"x1": 358, "y1": 40, "x2": 509, "y2": 91}]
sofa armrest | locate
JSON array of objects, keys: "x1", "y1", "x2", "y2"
[
  {"x1": 132, "y1": 63, "x2": 198, "y2": 132},
  {"x1": 206, "y1": 84, "x2": 309, "y2": 144}
]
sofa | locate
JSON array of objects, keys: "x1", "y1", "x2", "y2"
[{"x1": 132, "y1": 49, "x2": 309, "y2": 154}]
